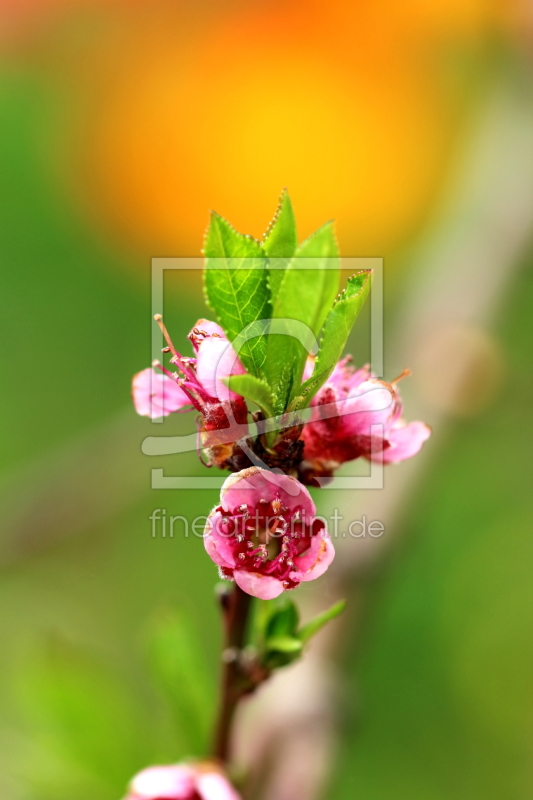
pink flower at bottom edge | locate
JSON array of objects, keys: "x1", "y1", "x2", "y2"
[
  {"x1": 124, "y1": 763, "x2": 240, "y2": 800},
  {"x1": 204, "y1": 467, "x2": 335, "y2": 599}
]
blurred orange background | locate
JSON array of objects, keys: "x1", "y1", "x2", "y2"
[{"x1": 5, "y1": 0, "x2": 530, "y2": 259}]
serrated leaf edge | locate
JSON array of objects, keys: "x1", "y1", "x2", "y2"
[
  {"x1": 201, "y1": 210, "x2": 265, "y2": 256},
  {"x1": 294, "y1": 218, "x2": 337, "y2": 257},
  {"x1": 290, "y1": 270, "x2": 372, "y2": 408},
  {"x1": 260, "y1": 187, "x2": 290, "y2": 244},
  {"x1": 313, "y1": 269, "x2": 371, "y2": 371}
]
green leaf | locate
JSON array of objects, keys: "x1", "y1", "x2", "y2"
[
  {"x1": 251, "y1": 597, "x2": 302, "y2": 670},
  {"x1": 301, "y1": 221, "x2": 342, "y2": 337},
  {"x1": 223, "y1": 373, "x2": 274, "y2": 419},
  {"x1": 264, "y1": 221, "x2": 340, "y2": 414},
  {"x1": 268, "y1": 257, "x2": 292, "y2": 308},
  {"x1": 287, "y1": 367, "x2": 332, "y2": 413},
  {"x1": 262, "y1": 188, "x2": 298, "y2": 259},
  {"x1": 265, "y1": 597, "x2": 300, "y2": 639},
  {"x1": 285, "y1": 221, "x2": 340, "y2": 338},
  {"x1": 145, "y1": 608, "x2": 214, "y2": 755},
  {"x1": 262, "y1": 189, "x2": 298, "y2": 302},
  {"x1": 298, "y1": 270, "x2": 372, "y2": 407},
  {"x1": 263, "y1": 630, "x2": 304, "y2": 669},
  {"x1": 266, "y1": 635, "x2": 304, "y2": 654},
  {"x1": 204, "y1": 211, "x2": 271, "y2": 377},
  {"x1": 298, "y1": 599, "x2": 347, "y2": 644}
]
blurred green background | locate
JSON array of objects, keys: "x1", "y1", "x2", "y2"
[{"x1": 1, "y1": 1, "x2": 532, "y2": 799}]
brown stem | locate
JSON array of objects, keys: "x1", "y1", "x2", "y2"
[{"x1": 213, "y1": 584, "x2": 253, "y2": 764}]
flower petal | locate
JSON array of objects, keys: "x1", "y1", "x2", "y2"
[
  {"x1": 197, "y1": 772, "x2": 241, "y2": 800},
  {"x1": 196, "y1": 337, "x2": 245, "y2": 402},
  {"x1": 379, "y1": 420, "x2": 431, "y2": 463},
  {"x1": 130, "y1": 765, "x2": 196, "y2": 798},
  {"x1": 340, "y1": 381, "x2": 394, "y2": 432},
  {"x1": 291, "y1": 532, "x2": 335, "y2": 582},
  {"x1": 220, "y1": 467, "x2": 316, "y2": 518},
  {"x1": 309, "y1": 358, "x2": 372, "y2": 407},
  {"x1": 132, "y1": 368, "x2": 190, "y2": 418},
  {"x1": 234, "y1": 570, "x2": 285, "y2": 599},
  {"x1": 204, "y1": 513, "x2": 237, "y2": 569}
]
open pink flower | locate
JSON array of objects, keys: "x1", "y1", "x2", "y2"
[
  {"x1": 204, "y1": 467, "x2": 334, "y2": 599},
  {"x1": 132, "y1": 317, "x2": 246, "y2": 420},
  {"x1": 300, "y1": 357, "x2": 430, "y2": 478},
  {"x1": 124, "y1": 763, "x2": 240, "y2": 800},
  {"x1": 131, "y1": 317, "x2": 248, "y2": 467}
]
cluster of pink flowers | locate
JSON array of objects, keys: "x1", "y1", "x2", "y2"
[
  {"x1": 127, "y1": 314, "x2": 431, "y2": 799},
  {"x1": 124, "y1": 763, "x2": 240, "y2": 800},
  {"x1": 132, "y1": 318, "x2": 430, "y2": 599}
]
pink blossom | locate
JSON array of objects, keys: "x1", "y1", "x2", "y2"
[
  {"x1": 132, "y1": 318, "x2": 249, "y2": 469},
  {"x1": 300, "y1": 357, "x2": 430, "y2": 477},
  {"x1": 132, "y1": 317, "x2": 246, "y2": 419},
  {"x1": 191, "y1": 319, "x2": 246, "y2": 403},
  {"x1": 132, "y1": 368, "x2": 191, "y2": 419},
  {"x1": 204, "y1": 467, "x2": 334, "y2": 599},
  {"x1": 378, "y1": 419, "x2": 431, "y2": 464},
  {"x1": 124, "y1": 763, "x2": 240, "y2": 800}
]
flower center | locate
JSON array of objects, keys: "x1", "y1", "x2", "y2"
[{"x1": 216, "y1": 495, "x2": 322, "y2": 588}]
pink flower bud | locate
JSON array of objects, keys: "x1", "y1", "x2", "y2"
[
  {"x1": 204, "y1": 467, "x2": 335, "y2": 599},
  {"x1": 132, "y1": 368, "x2": 191, "y2": 419},
  {"x1": 124, "y1": 763, "x2": 241, "y2": 800},
  {"x1": 300, "y1": 358, "x2": 430, "y2": 477}
]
